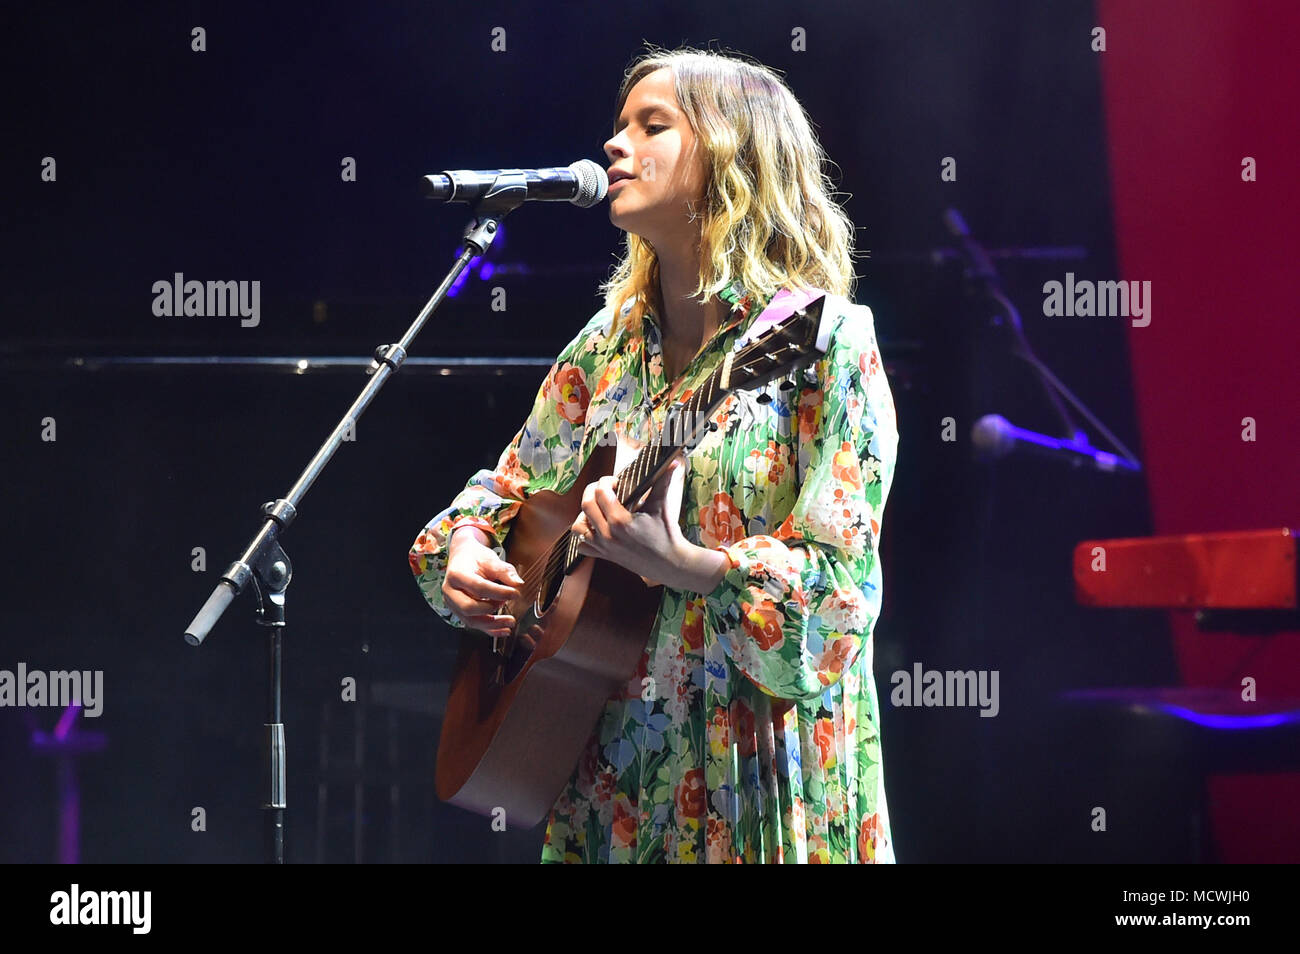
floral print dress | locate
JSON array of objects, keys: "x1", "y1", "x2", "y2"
[{"x1": 410, "y1": 280, "x2": 899, "y2": 863}]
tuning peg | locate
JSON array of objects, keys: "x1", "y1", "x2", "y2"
[
  {"x1": 756, "y1": 392, "x2": 773, "y2": 405},
  {"x1": 779, "y1": 380, "x2": 795, "y2": 391}
]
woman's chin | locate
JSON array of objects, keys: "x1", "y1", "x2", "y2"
[{"x1": 609, "y1": 210, "x2": 649, "y2": 242}]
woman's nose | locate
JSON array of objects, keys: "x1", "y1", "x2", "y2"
[{"x1": 604, "y1": 133, "x2": 629, "y2": 160}]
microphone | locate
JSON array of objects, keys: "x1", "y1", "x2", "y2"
[
  {"x1": 943, "y1": 208, "x2": 998, "y2": 283},
  {"x1": 971, "y1": 414, "x2": 1141, "y2": 473},
  {"x1": 421, "y1": 159, "x2": 608, "y2": 208}
]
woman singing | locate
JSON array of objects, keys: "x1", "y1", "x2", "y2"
[{"x1": 410, "y1": 45, "x2": 899, "y2": 863}]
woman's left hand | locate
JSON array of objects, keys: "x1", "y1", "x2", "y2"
[{"x1": 572, "y1": 453, "x2": 726, "y2": 593}]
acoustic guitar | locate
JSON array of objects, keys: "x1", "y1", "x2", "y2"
[{"x1": 436, "y1": 294, "x2": 831, "y2": 827}]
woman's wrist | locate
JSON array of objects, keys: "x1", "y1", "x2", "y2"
[
  {"x1": 672, "y1": 540, "x2": 732, "y2": 594},
  {"x1": 449, "y1": 524, "x2": 492, "y2": 554}
]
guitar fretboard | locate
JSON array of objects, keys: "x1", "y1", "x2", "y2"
[
  {"x1": 555, "y1": 359, "x2": 733, "y2": 573},
  {"x1": 533, "y1": 292, "x2": 824, "y2": 583}
]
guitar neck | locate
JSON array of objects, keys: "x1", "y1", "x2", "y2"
[
  {"x1": 553, "y1": 292, "x2": 828, "y2": 573},
  {"x1": 612, "y1": 355, "x2": 735, "y2": 506}
]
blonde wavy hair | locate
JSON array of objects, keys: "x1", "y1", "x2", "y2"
[{"x1": 600, "y1": 44, "x2": 859, "y2": 336}]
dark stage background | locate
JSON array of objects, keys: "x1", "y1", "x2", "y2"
[{"x1": 2, "y1": 0, "x2": 1293, "y2": 863}]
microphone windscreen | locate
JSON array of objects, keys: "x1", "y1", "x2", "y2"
[
  {"x1": 971, "y1": 414, "x2": 1014, "y2": 457},
  {"x1": 569, "y1": 159, "x2": 608, "y2": 207}
]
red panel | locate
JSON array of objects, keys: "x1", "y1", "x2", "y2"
[
  {"x1": 1098, "y1": 0, "x2": 1300, "y2": 861},
  {"x1": 1208, "y1": 775, "x2": 1300, "y2": 864},
  {"x1": 1073, "y1": 528, "x2": 1297, "y2": 608}
]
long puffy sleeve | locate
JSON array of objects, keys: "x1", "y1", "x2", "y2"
[
  {"x1": 699, "y1": 302, "x2": 898, "y2": 700},
  {"x1": 409, "y1": 307, "x2": 613, "y2": 628}
]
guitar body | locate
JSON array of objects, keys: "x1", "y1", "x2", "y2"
[{"x1": 435, "y1": 442, "x2": 665, "y2": 828}]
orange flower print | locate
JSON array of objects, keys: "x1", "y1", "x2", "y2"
[
  {"x1": 496, "y1": 447, "x2": 529, "y2": 498},
  {"x1": 767, "y1": 446, "x2": 788, "y2": 485},
  {"x1": 549, "y1": 366, "x2": 590, "y2": 425},
  {"x1": 831, "y1": 441, "x2": 862, "y2": 490},
  {"x1": 859, "y1": 347, "x2": 879, "y2": 379},
  {"x1": 698, "y1": 493, "x2": 746, "y2": 548},
  {"x1": 828, "y1": 486, "x2": 861, "y2": 539},
  {"x1": 408, "y1": 529, "x2": 438, "y2": 574},
  {"x1": 745, "y1": 441, "x2": 787, "y2": 490},
  {"x1": 815, "y1": 636, "x2": 856, "y2": 686},
  {"x1": 821, "y1": 587, "x2": 868, "y2": 635},
  {"x1": 674, "y1": 768, "x2": 706, "y2": 819},
  {"x1": 594, "y1": 357, "x2": 621, "y2": 399},
  {"x1": 708, "y1": 706, "x2": 730, "y2": 758},
  {"x1": 812, "y1": 719, "x2": 836, "y2": 769},
  {"x1": 593, "y1": 767, "x2": 616, "y2": 807},
  {"x1": 790, "y1": 796, "x2": 806, "y2": 837},
  {"x1": 807, "y1": 832, "x2": 830, "y2": 864},
  {"x1": 858, "y1": 813, "x2": 880, "y2": 862},
  {"x1": 705, "y1": 815, "x2": 732, "y2": 861},
  {"x1": 739, "y1": 599, "x2": 784, "y2": 652},
  {"x1": 798, "y1": 389, "x2": 822, "y2": 442},
  {"x1": 682, "y1": 599, "x2": 705, "y2": 651},
  {"x1": 709, "y1": 393, "x2": 732, "y2": 427},
  {"x1": 730, "y1": 700, "x2": 756, "y2": 757},
  {"x1": 611, "y1": 793, "x2": 637, "y2": 849}
]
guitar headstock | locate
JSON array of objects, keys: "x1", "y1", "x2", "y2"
[{"x1": 722, "y1": 294, "x2": 830, "y2": 392}]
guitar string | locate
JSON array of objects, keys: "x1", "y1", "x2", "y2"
[
  {"x1": 529, "y1": 340, "x2": 793, "y2": 586},
  {"x1": 522, "y1": 362, "x2": 721, "y2": 591},
  {"x1": 504, "y1": 340, "x2": 800, "y2": 606},
  {"x1": 498, "y1": 332, "x2": 809, "y2": 613}
]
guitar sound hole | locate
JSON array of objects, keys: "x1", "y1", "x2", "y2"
[
  {"x1": 492, "y1": 567, "x2": 562, "y2": 685},
  {"x1": 499, "y1": 572, "x2": 561, "y2": 683},
  {"x1": 537, "y1": 573, "x2": 560, "y2": 615},
  {"x1": 501, "y1": 617, "x2": 543, "y2": 683}
]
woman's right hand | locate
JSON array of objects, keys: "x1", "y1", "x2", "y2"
[{"x1": 442, "y1": 526, "x2": 525, "y2": 638}]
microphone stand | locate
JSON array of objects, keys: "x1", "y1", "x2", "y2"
[
  {"x1": 182, "y1": 173, "x2": 531, "y2": 864},
  {"x1": 943, "y1": 208, "x2": 1142, "y2": 472}
]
